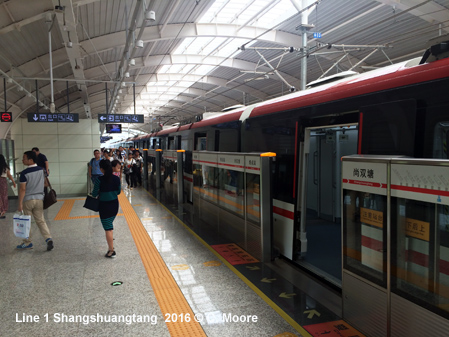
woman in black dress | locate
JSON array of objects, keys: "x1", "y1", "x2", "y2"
[{"x1": 92, "y1": 160, "x2": 121, "y2": 257}]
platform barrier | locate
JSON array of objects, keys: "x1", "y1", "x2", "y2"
[
  {"x1": 144, "y1": 149, "x2": 276, "y2": 262},
  {"x1": 192, "y1": 151, "x2": 275, "y2": 262},
  {"x1": 342, "y1": 155, "x2": 449, "y2": 337}
]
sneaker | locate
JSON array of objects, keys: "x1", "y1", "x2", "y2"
[
  {"x1": 17, "y1": 243, "x2": 33, "y2": 249},
  {"x1": 105, "y1": 250, "x2": 116, "y2": 258},
  {"x1": 46, "y1": 238, "x2": 54, "y2": 251}
]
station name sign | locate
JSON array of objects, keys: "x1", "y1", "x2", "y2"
[
  {"x1": 27, "y1": 113, "x2": 79, "y2": 123},
  {"x1": 98, "y1": 114, "x2": 144, "y2": 124}
]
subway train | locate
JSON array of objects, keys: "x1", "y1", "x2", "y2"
[{"x1": 123, "y1": 38, "x2": 449, "y2": 287}]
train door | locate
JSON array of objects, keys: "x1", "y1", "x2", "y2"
[{"x1": 297, "y1": 124, "x2": 358, "y2": 285}]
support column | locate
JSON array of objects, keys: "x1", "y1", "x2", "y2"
[
  {"x1": 156, "y1": 149, "x2": 162, "y2": 188},
  {"x1": 260, "y1": 152, "x2": 276, "y2": 262},
  {"x1": 177, "y1": 150, "x2": 185, "y2": 205}
]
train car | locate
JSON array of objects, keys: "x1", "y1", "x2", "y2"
[{"x1": 135, "y1": 37, "x2": 449, "y2": 287}]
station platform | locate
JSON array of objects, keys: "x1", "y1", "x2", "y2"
[{"x1": 0, "y1": 182, "x2": 363, "y2": 337}]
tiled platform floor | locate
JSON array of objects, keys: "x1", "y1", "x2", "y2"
[{"x1": 0, "y1": 187, "x2": 303, "y2": 337}]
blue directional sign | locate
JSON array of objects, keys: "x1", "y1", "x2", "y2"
[
  {"x1": 98, "y1": 114, "x2": 144, "y2": 124},
  {"x1": 313, "y1": 32, "x2": 322, "y2": 38},
  {"x1": 27, "y1": 113, "x2": 79, "y2": 123}
]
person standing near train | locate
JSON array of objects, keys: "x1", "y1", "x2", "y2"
[
  {"x1": 0, "y1": 154, "x2": 16, "y2": 218},
  {"x1": 91, "y1": 159, "x2": 121, "y2": 258},
  {"x1": 88, "y1": 149, "x2": 103, "y2": 185},
  {"x1": 132, "y1": 150, "x2": 143, "y2": 187}
]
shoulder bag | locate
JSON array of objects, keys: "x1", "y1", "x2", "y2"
[
  {"x1": 43, "y1": 177, "x2": 57, "y2": 209},
  {"x1": 83, "y1": 194, "x2": 99, "y2": 212}
]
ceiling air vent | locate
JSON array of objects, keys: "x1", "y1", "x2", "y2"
[
  {"x1": 222, "y1": 104, "x2": 245, "y2": 112},
  {"x1": 306, "y1": 71, "x2": 358, "y2": 88}
]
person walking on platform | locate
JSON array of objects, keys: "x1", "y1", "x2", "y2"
[
  {"x1": 132, "y1": 150, "x2": 143, "y2": 187},
  {"x1": 32, "y1": 147, "x2": 49, "y2": 177},
  {"x1": 0, "y1": 154, "x2": 16, "y2": 218},
  {"x1": 123, "y1": 152, "x2": 135, "y2": 189},
  {"x1": 17, "y1": 151, "x2": 53, "y2": 251},
  {"x1": 119, "y1": 146, "x2": 127, "y2": 160},
  {"x1": 88, "y1": 150, "x2": 103, "y2": 185},
  {"x1": 103, "y1": 150, "x2": 113, "y2": 162},
  {"x1": 92, "y1": 159, "x2": 121, "y2": 258}
]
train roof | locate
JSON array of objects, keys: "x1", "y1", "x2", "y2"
[{"x1": 144, "y1": 57, "x2": 449, "y2": 138}]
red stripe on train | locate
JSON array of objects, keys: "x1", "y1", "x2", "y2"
[{"x1": 273, "y1": 206, "x2": 294, "y2": 220}]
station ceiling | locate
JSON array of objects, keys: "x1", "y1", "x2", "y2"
[{"x1": 0, "y1": 0, "x2": 448, "y2": 135}]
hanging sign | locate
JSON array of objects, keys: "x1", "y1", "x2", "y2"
[
  {"x1": 27, "y1": 113, "x2": 79, "y2": 123},
  {"x1": 98, "y1": 114, "x2": 144, "y2": 123}
]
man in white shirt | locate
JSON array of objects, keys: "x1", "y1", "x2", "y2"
[{"x1": 17, "y1": 151, "x2": 53, "y2": 251}]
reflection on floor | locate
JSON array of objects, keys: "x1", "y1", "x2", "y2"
[{"x1": 146, "y1": 176, "x2": 350, "y2": 333}]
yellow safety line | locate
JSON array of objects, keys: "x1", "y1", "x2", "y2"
[
  {"x1": 141, "y1": 188, "x2": 311, "y2": 337},
  {"x1": 118, "y1": 192, "x2": 207, "y2": 337}
]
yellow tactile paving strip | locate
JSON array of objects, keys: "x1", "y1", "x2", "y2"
[
  {"x1": 54, "y1": 198, "x2": 124, "y2": 221},
  {"x1": 142, "y1": 189, "x2": 311, "y2": 337},
  {"x1": 118, "y1": 192, "x2": 207, "y2": 337}
]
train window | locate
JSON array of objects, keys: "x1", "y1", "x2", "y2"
[
  {"x1": 425, "y1": 102, "x2": 449, "y2": 158},
  {"x1": 218, "y1": 129, "x2": 239, "y2": 152},
  {"x1": 243, "y1": 117, "x2": 296, "y2": 203},
  {"x1": 391, "y1": 199, "x2": 449, "y2": 319},
  {"x1": 343, "y1": 190, "x2": 387, "y2": 287},
  {"x1": 360, "y1": 100, "x2": 416, "y2": 157},
  {"x1": 168, "y1": 137, "x2": 175, "y2": 150},
  {"x1": 431, "y1": 121, "x2": 449, "y2": 159},
  {"x1": 194, "y1": 133, "x2": 207, "y2": 150}
]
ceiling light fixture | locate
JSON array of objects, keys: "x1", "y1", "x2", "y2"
[
  {"x1": 136, "y1": 40, "x2": 144, "y2": 48},
  {"x1": 145, "y1": 11, "x2": 156, "y2": 22},
  {"x1": 125, "y1": 72, "x2": 130, "y2": 78},
  {"x1": 129, "y1": 59, "x2": 135, "y2": 66}
]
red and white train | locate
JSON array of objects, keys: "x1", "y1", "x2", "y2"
[{"x1": 125, "y1": 38, "x2": 449, "y2": 287}]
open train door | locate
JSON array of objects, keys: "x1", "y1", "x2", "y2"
[{"x1": 297, "y1": 123, "x2": 358, "y2": 285}]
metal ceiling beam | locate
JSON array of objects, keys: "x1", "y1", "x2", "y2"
[
  {"x1": 52, "y1": 0, "x2": 91, "y2": 118},
  {"x1": 79, "y1": 23, "x2": 307, "y2": 56},
  {"x1": 374, "y1": 0, "x2": 449, "y2": 33},
  {"x1": 82, "y1": 55, "x2": 299, "y2": 88}
]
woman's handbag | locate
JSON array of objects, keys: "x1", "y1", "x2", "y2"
[
  {"x1": 83, "y1": 195, "x2": 99, "y2": 212},
  {"x1": 43, "y1": 177, "x2": 57, "y2": 209},
  {"x1": 13, "y1": 212, "x2": 31, "y2": 238}
]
